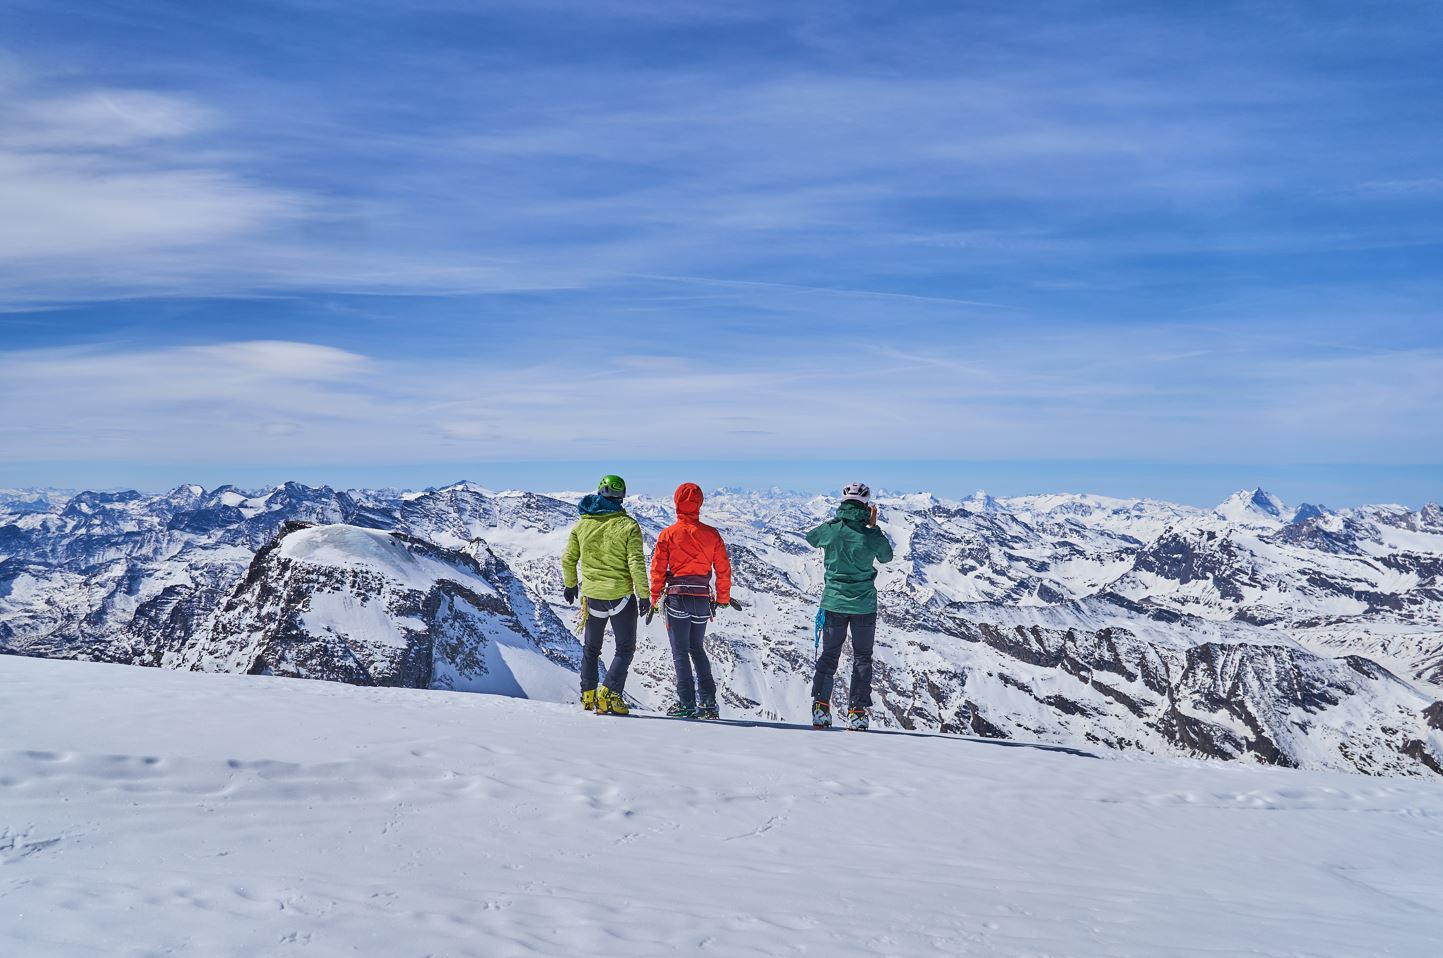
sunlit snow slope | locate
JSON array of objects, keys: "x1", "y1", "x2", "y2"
[{"x1": 3, "y1": 656, "x2": 1442, "y2": 958}]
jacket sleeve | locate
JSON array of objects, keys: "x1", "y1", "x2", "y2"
[
  {"x1": 805, "y1": 521, "x2": 830, "y2": 548},
  {"x1": 561, "y1": 524, "x2": 581, "y2": 588},
  {"x1": 712, "y1": 529, "x2": 733, "y2": 605},
  {"x1": 867, "y1": 526, "x2": 895, "y2": 564},
  {"x1": 648, "y1": 527, "x2": 670, "y2": 604},
  {"x1": 626, "y1": 519, "x2": 650, "y2": 600}
]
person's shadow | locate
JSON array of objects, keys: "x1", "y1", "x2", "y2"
[{"x1": 628, "y1": 713, "x2": 1099, "y2": 760}]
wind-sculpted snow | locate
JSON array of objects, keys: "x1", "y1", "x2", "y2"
[
  {"x1": 2, "y1": 481, "x2": 1442, "y2": 777},
  {"x1": 3, "y1": 656, "x2": 1443, "y2": 957}
]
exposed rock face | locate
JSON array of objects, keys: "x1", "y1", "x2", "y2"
[
  {"x1": 0, "y1": 483, "x2": 367, "y2": 662},
  {"x1": 861, "y1": 612, "x2": 1432, "y2": 776},
  {"x1": 172, "y1": 523, "x2": 579, "y2": 697},
  {"x1": 4, "y1": 482, "x2": 1443, "y2": 777}
]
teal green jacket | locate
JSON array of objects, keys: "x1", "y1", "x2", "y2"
[
  {"x1": 561, "y1": 495, "x2": 650, "y2": 602},
  {"x1": 806, "y1": 500, "x2": 895, "y2": 614}
]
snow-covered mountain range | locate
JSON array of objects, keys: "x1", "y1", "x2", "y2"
[{"x1": 3, "y1": 481, "x2": 1441, "y2": 778}]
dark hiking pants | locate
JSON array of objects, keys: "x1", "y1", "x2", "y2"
[
  {"x1": 664, "y1": 595, "x2": 716, "y2": 709},
  {"x1": 810, "y1": 610, "x2": 876, "y2": 709},
  {"x1": 581, "y1": 596, "x2": 637, "y2": 694}
]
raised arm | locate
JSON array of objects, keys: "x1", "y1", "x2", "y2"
[{"x1": 867, "y1": 526, "x2": 894, "y2": 564}]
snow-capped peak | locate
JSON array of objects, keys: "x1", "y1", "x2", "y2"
[
  {"x1": 279, "y1": 524, "x2": 489, "y2": 593},
  {"x1": 162, "y1": 484, "x2": 206, "y2": 505},
  {"x1": 963, "y1": 489, "x2": 1003, "y2": 513},
  {"x1": 1215, "y1": 487, "x2": 1287, "y2": 527},
  {"x1": 1289, "y1": 502, "x2": 1330, "y2": 525}
]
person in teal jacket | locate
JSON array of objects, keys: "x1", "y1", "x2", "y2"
[{"x1": 806, "y1": 481, "x2": 894, "y2": 730}]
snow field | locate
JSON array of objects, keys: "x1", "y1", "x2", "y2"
[
  {"x1": 4, "y1": 656, "x2": 1443, "y2": 957},
  {"x1": 280, "y1": 525, "x2": 494, "y2": 594}
]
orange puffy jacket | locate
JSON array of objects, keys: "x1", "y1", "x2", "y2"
[{"x1": 649, "y1": 483, "x2": 732, "y2": 605}]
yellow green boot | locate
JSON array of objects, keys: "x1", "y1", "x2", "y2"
[
  {"x1": 581, "y1": 689, "x2": 597, "y2": 712},
  {"x1": 596, "y1": 686, "x2": 629, "y2": 716}
]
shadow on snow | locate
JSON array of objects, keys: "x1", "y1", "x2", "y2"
[{"x1": 625, "y1": 712, "x2": 1101, "y2": 760}]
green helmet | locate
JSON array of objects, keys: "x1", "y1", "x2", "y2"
[{"x1": 597, "y1": 474, "x2": 627, "y2": 499}]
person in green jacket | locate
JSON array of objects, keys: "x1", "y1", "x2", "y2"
[
  {"x1": 807, "y1": 481, "x2": 894, "y2": 730},
  {"x1": 561, "y1": 474, "x2": 652, "y2": 716}
]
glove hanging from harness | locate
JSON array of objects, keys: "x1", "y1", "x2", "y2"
[{"x1": 708, "y1": 596, "x2": 746, "y2": 618}]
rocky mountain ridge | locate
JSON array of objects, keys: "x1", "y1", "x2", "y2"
[{"x1": 3, "y1": 481, "x2": 1441, "y2": 777}]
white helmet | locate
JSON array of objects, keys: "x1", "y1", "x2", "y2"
[{"x1": 841, "y1": 481, "x2": 871, "y2": 505}]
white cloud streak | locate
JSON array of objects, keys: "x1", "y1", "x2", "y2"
[
  {"x1": 0, "y1": 70, "x2": 304, "y2": 283},
  {"x1": 6, "y1": 3, "x2": 1433, "y2": 307},
  {"x1": 0, "y1": 68, "x2": 583, "y2": 305},
  {"x1": 4, "y1": 336, "x2": 1439, "y2": 465}
]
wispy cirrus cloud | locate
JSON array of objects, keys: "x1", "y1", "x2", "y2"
[
  {"x1": 0, "y1": 68, "x2": 302, "y2": 292},
  {"x1": 5, "y1": 332, "x2": 1440, "y2": 468},
  {"x1": 7, "y1": 1, "x2": 1437, "y2": 307},
  {"x1": 0, "y1": 65, "x2": 596, "y2": 305},
  {"x1": 0, "y1": 2, "x2": 1440, "y2": 502}
]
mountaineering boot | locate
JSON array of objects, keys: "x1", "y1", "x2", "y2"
[
  {"x1": 811, "y1": 700, "x2": 832, "y2": 729},
  {"x1": 847, "y1": 708, "x2": 869, "y2": 731},
  {"x1": 667, "y1": 702, "x2": 697, "y2": 719},
  {"x1": 597, "y1": 686, "x2": 629, "y2": 716},
  {"x1": 697, "y1": 701, "x2": 719, "y2": 721},
  {"x1": 581, "y1": 689, "x2": 597, "y2": 712}
]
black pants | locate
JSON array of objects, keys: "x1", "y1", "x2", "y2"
[
  {"x1": 664, "y1": 595, "x2": 716, "y2": 709},
  {"x1": 581, "y1": 597, "x2": 637, "y2": 694},
  {"x1": 810, "y1": 610, "x2": 876, "y2": 709}
]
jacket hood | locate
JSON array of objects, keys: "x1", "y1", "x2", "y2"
[
  {"x1": 836, "y1": 500, "x2": 871, "y2": 524},
  {"x1": 578, "y1": 493, "x2": 625, "y2": 517},
  {"x1": 674, "y1": 482, "x2": 704, "y2": 521}
]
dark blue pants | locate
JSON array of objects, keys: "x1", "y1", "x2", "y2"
[
  {"x1": 810, "y1": 610, "x2": 876, "y2": 709},
  {"x1": 581, "y1": 596, "x2": 637, "y2": 694},
  {"x1": 665, "y1": 595, "x2": 716, "y2": 709}
]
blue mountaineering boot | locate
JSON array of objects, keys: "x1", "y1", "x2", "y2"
[{"x1": 811, "y1": 700, "x2": 832, "y2": 729}]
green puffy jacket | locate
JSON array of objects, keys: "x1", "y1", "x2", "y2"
[
  {"x1": 806, "y1": 500, "x2": 895, "y2": 614},
  {"x1": 561, "y1": 495, "x2": 650, "y2": 602}
]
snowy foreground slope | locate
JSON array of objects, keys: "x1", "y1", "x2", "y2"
[{"x1": 3, "y1": 656, "x2": 1443, "y2": 958}]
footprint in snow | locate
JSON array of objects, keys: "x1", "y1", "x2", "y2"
[{"x1": 0, "y1": 828, "x2": 61, "y2": 865}]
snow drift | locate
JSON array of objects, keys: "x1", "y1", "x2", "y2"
[{"x1": 2, "y1": 655, "x2": 1441, "y2": 958}]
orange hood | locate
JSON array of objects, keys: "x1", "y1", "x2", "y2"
[
  {"x1": 674, "y1": 482, "x2": 703, "y2": 521},
  {"x1": 650, "y1": 482, "x2": 732, "y2": 605}
]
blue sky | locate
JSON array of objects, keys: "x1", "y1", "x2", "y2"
[{"x1": 1, "y1": 1, "x2": 1440, "y2": 507}]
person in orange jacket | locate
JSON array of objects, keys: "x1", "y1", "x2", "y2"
[{"x1": 649, "y1": 483, "x2": 742, "y2": 719}]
